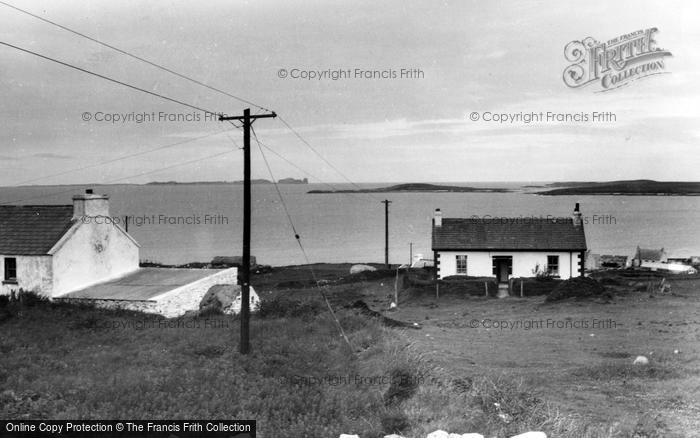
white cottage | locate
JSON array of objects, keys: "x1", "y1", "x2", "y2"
[
  {"x1": 432, "y1": 204, "x2": 587, "y2": 281},
  {"x1": 0, "y1": 190, "x2": 140, "y2": 297}
]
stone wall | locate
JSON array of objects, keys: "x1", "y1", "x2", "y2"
[
  {"x1": 150, "y1": 267, "x2": 238, "y2": 317},
  {"x1": 54, "y1": 297, "x2": 158, "y2": 314}
]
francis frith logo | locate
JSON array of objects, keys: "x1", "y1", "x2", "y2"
[{"x1": 563, "y1": 28, "x2": 672, "y2": 91}]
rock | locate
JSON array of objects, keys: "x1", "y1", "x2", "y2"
[
  {"x1": 339, "y1": 435, "x2": 360, "y2": 438},
  {"x1": 633, "y1": 355, "x2": 649, "y2": 365},
  {"x1": 199, "y1": 284, "x2": 260, "y2": 315},
  {"x1": 383, "y1": 435, "x2": 405, "y2": 438},
  {"x1": 350, "y1": 264, "x2": 377, "y2": 274},
  {"x1": 389, "y1": 301, "x2": 397, "y2": 309},
  {"x1": 427, "y1": 431, "x2": 449, "y2": 438},
  {"x1": 510, "y1": 433, "x2": 546, "y2": 438}
]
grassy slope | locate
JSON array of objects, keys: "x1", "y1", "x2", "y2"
[
  {"x1": 2, "y1": 271, "x2": 698, "y2": 437},
  {"x1": 0, "y1": 301, "x2": 396, "y2": 437}
]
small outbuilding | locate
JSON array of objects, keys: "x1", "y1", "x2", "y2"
[{"x1": 632, "y1": 247, "x2": 668, "y2": 265}]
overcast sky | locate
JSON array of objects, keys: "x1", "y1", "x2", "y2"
[{"x1": 0, "y1": 0, "x2": 698, "y2": 185}]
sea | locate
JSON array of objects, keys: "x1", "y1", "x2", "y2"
[{"x1": 1, "y1": 183, "x2": 699, "y2": 266}]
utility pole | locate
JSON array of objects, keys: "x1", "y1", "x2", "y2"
[
  {"x1": 409, "y1": 242, "x2": 413, "y2": 267},
  {"x1": 220, "y1": 108, "x2": 276, "y2": 354},
  {"x1": 382, "y1": 199, "x2": 391, "y2": 268}
]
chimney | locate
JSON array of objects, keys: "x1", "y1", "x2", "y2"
[
  {"x1": 572, "y1": 202, "x2": 582, "y2": 227},
  {"x1": 434, "y1": 208, "x2": 442, "y2": 227},
  {"x1": 73, "y1": 189, "x2": 109, "y2": 219}
]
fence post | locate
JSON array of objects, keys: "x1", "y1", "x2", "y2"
[{"x1": 520, "y1": 280, "x2": 524, "y2": 298}]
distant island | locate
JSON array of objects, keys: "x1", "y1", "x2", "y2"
[
  {"x1": 538, "y1": 180, "x2": 700, "y2": 196},
  {"x1": 308, "y1": 183, "x2": 510, "y2": 194},
  {"x1": 146, "y1": 178, "x2": 308, "y2": 185}
]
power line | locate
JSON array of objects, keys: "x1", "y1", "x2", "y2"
[
  {"x1": 0, "y1": 40, "x2": 218, "y2": 116},
  {"x1": 0, "y1": 3, "x2": 370, "y2": 197},
  {"x1": 277, "y1": 115, "x2": 378, "y2": 198},
  {"x1": 9, "y1": 129, "x2": 238, "y2": 187},
  {"x1": 250, "y1": 125, "x2": 353, "y2": 350},
  {"x1": 251, "y1": 126, "x2": 299, "y2": 239},
  {"x1": 228, "y1": 122, "x2": 376, "y2": 205},
  {"x1": 0, "y1": 149, "x2": 235, "y2": 205},
  {"x1": 0, "y1": 1, "x2": 272, "y2": 113}
]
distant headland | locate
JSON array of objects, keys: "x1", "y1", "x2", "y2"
[
  {"x1": 146, "y1": 178, "x2": 308, "y2": 185},
  {"x1": 307, "y1": 183, "x2": 511, "y2": 194},
  {"x1": 537, "y1": 180, "x2": 700, "y2": 196}
]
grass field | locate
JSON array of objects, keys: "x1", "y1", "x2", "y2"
[{"x1": 1, "y1": 267, "x2": 699, "y2": 437}]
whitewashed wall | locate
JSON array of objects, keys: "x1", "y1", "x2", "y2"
[
  {"x1": 55, "y1": 268, "x2": 241, "y2": 318},
  {"x1": 437, "y1": 250, "x2": 582, "y2": 280},
  {"x1": 0, "y1": 255, "x2": 52, "y2": 296},
  {"x1": 150, "y1": 267, "x2": 239, "y2": 317},
  {"x1": 51, "y1": 221, "x2": 140, "y2": 297}
]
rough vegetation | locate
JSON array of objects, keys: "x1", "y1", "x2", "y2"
[
  {"x1": 2, "y1": 268, "x2": 698, "y2": 437},
  {"x1": 545, "y1": 276, "x2": 610, "y2": 302}
]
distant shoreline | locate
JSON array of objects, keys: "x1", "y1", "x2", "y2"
[
  {"x1": 146, "y1": 177, "x2": 308, "y2": 185},
  {"x1": 308, "y1": 183, "x2": 511, "y2": 194},
  {"x1": 536, "y1": 180, "x2": 700, "y2": 196},
  {"x1": 4, "y1": 179, "x2": 699, "y2": 195}
]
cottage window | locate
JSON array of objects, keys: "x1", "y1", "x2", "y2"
[
  {"x1": 456, "y1": 255, "x2": 468, "y2": 274},
  {"x1": 547, "y1": 255, "x2": 559, "y2": 276},
  {"x1": 4, "y1": 258, "x2": 17, "y2": 282}
]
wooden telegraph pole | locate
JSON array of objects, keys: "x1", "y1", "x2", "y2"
[
  {"x1": 219, "y1": 108, "x2": 276, "y2": 354},
  {"x1": 382, "y1": 199, "x2": 391, "y2": 268}
]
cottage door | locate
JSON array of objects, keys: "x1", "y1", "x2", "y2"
[{"x1": 497, "y1": 261, "x2": 509, "y2": 283}]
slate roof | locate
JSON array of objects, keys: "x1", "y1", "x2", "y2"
[
  {"x1": 0, "y1": 205, "x2": 76, "y2": 255},
  {"x1": 432, "y1": 217, "x2": 587, "y2": 251},
  {"x1": 635, "y1": 247, "x2": 665, "y2": 260}
]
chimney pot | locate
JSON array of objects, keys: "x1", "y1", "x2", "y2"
[
  {"x1": 434, "y1": 208, "x2": 442, "y2": 227},
  {"x1": 72, "y1": 191, "x2": 110, "y2": 219},
  {"x1": 572, "y1": 202, "x2": 582, "y2": 227}
]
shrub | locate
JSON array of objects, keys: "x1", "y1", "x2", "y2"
[
  {"x1": 16, "y1": 290, "x2": 48, "y2": 307},
  {"x1": 546, "y1": 277, "x2": 608, "y2": 302},
  {"x1": 511, "y1": 278, "x2": 561, "y2": 297},
  {"x1": 439, "y1": 277, "x2": 498, "y2": 297}
]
